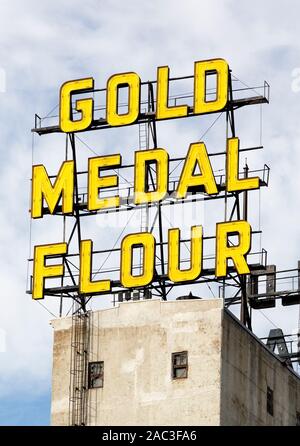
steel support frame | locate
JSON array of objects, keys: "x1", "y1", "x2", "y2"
[{"x1": 225, "y1": 71, "x2": 252, "y2": 330}]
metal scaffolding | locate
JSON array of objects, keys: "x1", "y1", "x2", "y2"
[{"x1": 27, "y1": 68, "x2": 300, "y2": 421}]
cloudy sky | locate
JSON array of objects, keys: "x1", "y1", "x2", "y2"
[{"x1": 1, "y1": 0, "x2": 300, "y2": 425}]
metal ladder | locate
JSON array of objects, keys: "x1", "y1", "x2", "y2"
[
  {"x1": 69, "y1": 311, "x2": 90, "y2": 426},
  {"x1": 139, "y1": 121, "x2": 149, "y2": 275},
  {"x1": 139, "y1": 121, "x2": 148, "y2": 150}
]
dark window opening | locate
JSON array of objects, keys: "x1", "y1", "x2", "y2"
[
  {"x1": 267, "y1": 386, "x2": 274, "y2": 416},
  {"x1": 172, "y1": 351, "x2": 188, "y2": 379},
  {"x1": 88, "y1": 361, "x2": 104, "y2": 389},
  {"x1": 296, "y1": 411, "x2": 300, "y2": 426}
]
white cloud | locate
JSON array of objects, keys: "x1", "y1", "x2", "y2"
[{"x1": 0, "y1": 0, "x2": 300, "y2": 398}]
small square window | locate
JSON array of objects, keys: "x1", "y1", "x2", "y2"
[
  {"x1": 88, "y1": 361, "x2": 104, "y2": 389},
  {"x1": 172, "y1": 351, "x2": 188, "y2": 379},
  {"x1": 267, "y1": 386, "x2": 274, "y2": 416}
]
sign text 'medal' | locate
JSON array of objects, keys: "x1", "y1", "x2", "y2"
[{"x1": 30, "y1": 58, "x2": 259, "y2": 300}]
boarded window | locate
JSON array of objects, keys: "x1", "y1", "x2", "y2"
[
  {"x1": 267, "y1": 386, "x2": 274, "y2": 416},
  {"x1": 88, "y1": 361, "x2": 104, "y2": 389},
  {"x1": 172, "y1": 351, "x2": 188, "y2": 379}
]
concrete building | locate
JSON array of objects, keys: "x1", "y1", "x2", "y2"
[{"x1": 51, "y1": 298, "x2": 300, "y2": 426}]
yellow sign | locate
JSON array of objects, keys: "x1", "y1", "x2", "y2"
[
  {"x1": 31, "y1": 137, "x2": 259, "y2": 217},
  {"x1": 59, "y1": 59, "x2": 229, "y2": 132},
  {"x1": 31, "y1": 58, "x2": 257, "y2": 300}
]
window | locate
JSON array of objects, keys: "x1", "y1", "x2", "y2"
[
  {"x1": 88, "y1": 361, "x2": 104, "y2": 389},
  {"x1": 267, "y1": 386, "x2": 274, "y2": 416},
  {"x1": 172, "y1": 351, "x2": 188, "y2": 379}
]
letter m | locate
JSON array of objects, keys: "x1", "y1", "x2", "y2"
[{"x1": 31, "y1": 160, "x2": 74, "y2": 218}]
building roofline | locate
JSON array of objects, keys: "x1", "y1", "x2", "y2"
[{"x1": 224, "y1": 308, "x2": 300, "y2": 381}]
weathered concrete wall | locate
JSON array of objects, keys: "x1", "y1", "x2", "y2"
[
  {"x1": 51, "y1": 316, "x2": 72, "y2": 426},
  {"x1": 51, "y1": 299, "x2": 223, "y2": 426},
  {"x1": 220, "y1": 310, "x2": 300, "y2": 426},
  {"x1": 50, "y1": 299, "x2": 300, "y2": 426}
]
